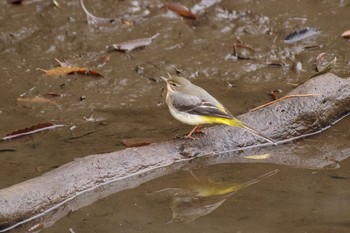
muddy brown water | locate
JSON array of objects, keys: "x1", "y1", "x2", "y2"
[{"x1": 0, "y1": 0, "x2": 349, "y2": 232}]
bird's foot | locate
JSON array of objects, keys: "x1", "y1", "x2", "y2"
[
  {"x1": 174, "y1": 125, "x2": 206, "y2": 140},
  {"x1": 185, "y1": 125, "x2": 206, "y2": 139}
]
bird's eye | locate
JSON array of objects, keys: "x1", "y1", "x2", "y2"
[{"x1": 169, "y1": 81, "x2": 178, "y2": 87}]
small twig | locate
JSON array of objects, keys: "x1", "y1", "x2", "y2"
[
  {"x1": 221, "y1": 79, "x2": 235, "y2": 89},
  {"x1": 64, "y1": 131, "x2": 97, "y2": 142},
  {"x1": 249, "y1": 94, "x2": 321, "y2": 112}
]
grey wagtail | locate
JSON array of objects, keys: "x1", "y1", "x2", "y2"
[{"x1": 161, "y1": 74, "x2": 276, "y2": 145}]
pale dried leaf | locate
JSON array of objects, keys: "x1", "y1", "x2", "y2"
[{"x1": 107, "y1": 33, "x2": 160, "y2": 52}]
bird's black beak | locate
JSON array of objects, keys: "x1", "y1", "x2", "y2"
[{"x1": 160, "y1": 76, "x2": 168, "y2": 83}]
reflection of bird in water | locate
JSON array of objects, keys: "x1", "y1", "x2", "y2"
[
  {"x1": 161, "y1": 74, "x2": 276, "y2": 144},
  {"x1": 148, "y1": 169, "x2": 279, "y2": 223}
]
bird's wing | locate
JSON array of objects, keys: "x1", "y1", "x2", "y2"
[{"x1": 169, "y1": 92, "x2": 233, "y2": 119}]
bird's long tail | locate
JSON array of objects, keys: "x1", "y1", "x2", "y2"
[
  {"x1": 225, "y1": 118, "x2": 276, "y2": 145},
  {"x1": 241, "y1": 124, "x2": 277, "y2": 145}
]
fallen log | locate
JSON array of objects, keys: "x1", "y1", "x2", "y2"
[{"x1": 0, "y1": 73, "x2": 349, "y2": 232}]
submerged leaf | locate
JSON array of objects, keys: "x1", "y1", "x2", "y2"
[
  {"x1": 163, "y1": 2, "x2": 197, "y2": 20},
  {"x1": 107, "y1": 33, "x2": 160, "y2": 52},
  {"x1": 2, "y1": 122, "x2": 65, "y2": 141},
  {"x1": 38, "y1": 67, "x2": 103, "y2": 77},
  {"x1": 284, "y1": 27, "x2": 321, "y2": 44}
]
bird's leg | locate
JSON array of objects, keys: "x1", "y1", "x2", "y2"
[{"x1": 185, "y1": 125, "x2": 203, "y2": 139}]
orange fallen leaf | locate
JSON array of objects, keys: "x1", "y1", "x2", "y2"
[
  {"x1": 37, "y1": 67, "x2": 103, "y2": 77},
  {"x1": 341, "y1": 30, "x2": 350, "y2": 39},
  {"x1": 163, "y1": 2, "x2": 197, "y2": 20},
  {"x1": 2, "y1": 122, "x2": 65, "y2": 141}
]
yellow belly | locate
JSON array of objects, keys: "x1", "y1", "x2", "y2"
[{"x1": 168, "y1": 105, "x2": 244, "y2": 127}]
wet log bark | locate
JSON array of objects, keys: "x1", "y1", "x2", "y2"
[{"x1": 0, "y1": 73, "x2": 350, "y2": 232}]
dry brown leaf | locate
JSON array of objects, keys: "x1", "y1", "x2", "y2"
[
  {"x1": 163, "y1": 2, "x2": 197, "y2": 20},
  {"x1": 37, "y1": 67, "x2": 103, "y2": 77},
  {"x1": 250, "y1": 94, "x2": 321, "y2": 112}
]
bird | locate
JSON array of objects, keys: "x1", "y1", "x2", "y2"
[{"x1": 161, "y1": 74, "x2": 276, "y2": 145}]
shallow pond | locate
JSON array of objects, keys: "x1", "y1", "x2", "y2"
[{"x1": 0, "y1": 0, "x2": 349, "y2": 232}]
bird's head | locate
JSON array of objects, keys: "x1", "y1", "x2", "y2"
[{"x1": 161, "y1": 74, "x2": 192, "y2": 93}]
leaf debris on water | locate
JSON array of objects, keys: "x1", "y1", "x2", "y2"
[
  {"x1": 37, "y1": 66, "x2": 103, "y2": 77},
  {"x1": 162, "y1": 2, "x2": 197, "y2": 20},
  {"x1": 284, "y1": 27, "x2": 321, "y2": 44},
  {"x1": 2, "y1": 122, "x2": 65, "y2": 141},
  {"x1": 107, "y1": 33, "x2": 160, "y2": 52},
  {"x1": 50, "y1": 58, "x2": 103, "y2": 76}
]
